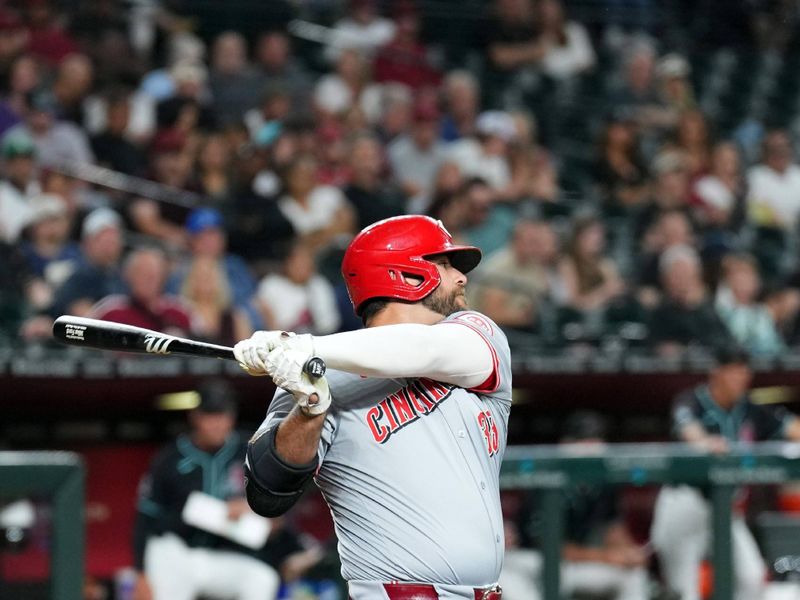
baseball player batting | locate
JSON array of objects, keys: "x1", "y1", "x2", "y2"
[{"x1": 234, "y1": 215, "x2": 511, "y2": 599}]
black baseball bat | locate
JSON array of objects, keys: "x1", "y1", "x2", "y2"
[{"x1": 52, "y1": 316, "x2": 326, "y2": 378}]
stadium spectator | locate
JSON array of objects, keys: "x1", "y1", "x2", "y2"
[
  {"x1": 594, "y1": 117, "x2": 650, "y2": 215},
  {"x1": 535, "y1": 0, "x2": 595, "y2": 82},
  {"x1": 747, "y1": 129, "x2": 800, "y2": 232},
  {"x1": 0, "y1": 131, "x2": 38, "y2": 244},
  {"x1": 440, "y1": 70, "x2": 480, "y2": 142},
  {"x1": 691, "y1": 141, "x2": 745, "y2": 232},
  {"x1": 24, "y1": 0, "x2": 79, "y2": 66},
  {"x1": 89, "y1": 90, "x2": 148, "y2": 177},
  {"x1": 193, "y1": 133, "x2": 236, "y2": 203},
  {"x1": 313, "y1": 48, "x2": 382, "y2": 124},
  {"x1": 4, "y1": 88, "x2": 94, "y2": 167},
  {"x1": 505, "y1": 411, "x2": 649, "y2": 600},
  {"x1": 314, "y1": 122, "x2": 349, "y2": 188},
  {"x1": 46, "y1": 207, "x2": 124, "y2": 321},
  {"x1": 253, "y1": 30, "x2": 312, "y2": 114},
  {"x1": 607, "y1": 40, "x2": 677, "y2": 138},
  {"x1": 167, "y1": 207, "x2": 260, "y2": 327},
  {"x1": 423, "y1": 161, "x2": 465, "y2": 216},
  {"x1": 0, "y1": 10, "x2": 29, "y2": 79},
  {"x1": 635, "y1": 150, "x2": 691, "y2": 239},
  {"x1": 180, "y1": 256, "x2": 252, "y2": 346},
  {"x1": 655, "y1": 53, "x2": 696, "y2": 115},
  {"x1": 51, "y1": 53, "x2": 93, "y2": 125},
  {"x1": 665, "y1": 109, "x2": 712, "y2": 177},
  {"x1": 648, "y1": 245, "x2": 734, "y2": 354},
  {"x1": 277, "y1": 153, "x2": 355, "y2": 256},
  {"x1": 715, "y1": 253, "x2": 785, "y2": 357},
  {"x1": 156, "y1": 60, "x2": 216, "y2": 133},
  {"x1": 470, "y1": 219, "x2": 559, "y2": 333},
  {"x1": 137, "y1": 32, "x2": 206, "y2": 104},
  {"x1": 373, "y1": 1, "x2": 441, "y2": 91},
  {"x1": 18, "y1": 193, "x2": 80, "y2": 313},
  {"x1": 127, "y1": 129, "x2": 193, "y2": 249},
  {"x1": 132, "y1": 380, "x2": 282, "y2": 600},
  {"x1": 557, "y1": 216, "x2": 625, "y2": 313},
  {"x1": 484, "y1": 0, "x2": 544, "y2": 78},
  {"x1": 245, "y1": 82, "x2": 291, "y2": 145},
  {"x1": 0, "y1": 54, "x2": 42, "y2": 136},
  {"x1": 92, "y1": 246, "x2": 193, "y2": 335},
  {"x1": 459, "y1": 177, "x2": 517, "y2": 256},
  {"x1": 651, "y1": 347, "x2": 800, "y2": 600},
  {"x1": 374, "y1": 83, "x2": 412, "y2": 144},
  {"x1": 0, "y1": 242, "x2": 32, "y2": 342},
  {"x1": 637, "y1": 209, "x2": 696, "y2": 305},
  {"x1": 388, "y1": 99, "x2": 447, "y2": 209},
  {"x1": 509, "y1": 112, "x2": 561, "y2": 207},
  {"x1": 342, "y1": 133, "x2": 405, "y2": 230},
  {"x1": 447, "y1": 110, "x2": 515, "y2": 195},
  {"x1": 324, "y1": 0, "x2": 396, "y2": 63},
  {"x1": 209, "y1": 32, "x2": 261, "y2": 128},
  {"x1": 255, "y1": 241, "x2": 340, "y2": 335}
]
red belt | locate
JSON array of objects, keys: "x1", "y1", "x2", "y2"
[{"x1": 380, "y1": 583, "x2": 502, "y2": 600}]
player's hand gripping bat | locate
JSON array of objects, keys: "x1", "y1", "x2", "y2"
[{"x1": 51, "y1": 315, "x2": 326, "y2": 378}]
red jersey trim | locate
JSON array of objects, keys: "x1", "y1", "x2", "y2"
[{"x1": 438, "y1": 320, "x2": 501, "y2": 394}]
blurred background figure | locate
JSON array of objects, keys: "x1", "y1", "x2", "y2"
[
  {"x1": 504, "y1": 411, "x2": 649, "y2": 600},
  {"x1": 649, "y1": 245, "x2": 734, "y2": 355},
  {"x1": 168, "y1": 207, "x2": 262, "y2": 330},
  {"x1": 132, "y1": 379, "x2": 282, "y2": 600},
  {"x1": 47, "y1": 207, "x2": 125, "y2": 321},
  {"x1": 255, "y1": 241, "x2": 340, "y2": 335},
  {"x1": 470, "y1": 218, "x2": 559, "y2": 335},
  {"x1": 651, "y1": 348, "x2": 800, "y2": 600},
  {"x1": 0, "y1": 131, "x2": 38, "y2": 244},
  {"x1": 180, "y1": 256, "x2": 253, "y2": 346},
  {"x1": 91, "y1": 246, "x2": 193, "y2": 336}
]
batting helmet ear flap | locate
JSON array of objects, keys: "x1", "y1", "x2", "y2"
[{"x1": 341, "y1": 215, "x2": 482, "y2": 315}]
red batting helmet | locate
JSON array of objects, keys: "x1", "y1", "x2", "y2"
[{"x1": 342, "y1": 215, "x2": 481, "y2": 315}]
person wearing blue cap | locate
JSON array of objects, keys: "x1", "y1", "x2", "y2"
[{"x1": 167, "y1": 207, "x2": 263, "y2": 330}]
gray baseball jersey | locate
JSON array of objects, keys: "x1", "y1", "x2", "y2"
[{"x1": 255, "y1": 311, "x2": 512, "y2": 588}]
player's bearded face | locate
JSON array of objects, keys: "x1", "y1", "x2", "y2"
[{"x1": 422, "y1": 283, "x2": 467, "y2": 316}]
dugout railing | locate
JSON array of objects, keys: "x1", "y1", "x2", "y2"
[
  {"x1": 0, "y1": 451, "x2": 85, "y2": 600},
  {"x1": 500, "y1": 442, "x2": 800, "y2": 600}
]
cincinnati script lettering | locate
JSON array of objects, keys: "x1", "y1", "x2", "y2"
[{"x1": 366, "y1": 378, "x2": 454, "y2": 444}]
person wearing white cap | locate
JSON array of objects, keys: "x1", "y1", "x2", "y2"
[
  {"x1": 49, "y1": 207, "x2": 126, "y2": 319},
  {"x1": 18, "y1": 193, "x2": 81, "y2": 312},
  {"x1": 446, "y1": 110, "x2": 515, "y2": 193}
]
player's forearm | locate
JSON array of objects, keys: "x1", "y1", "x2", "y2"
[
  {"x1": 244, "y1": 411, "x2": 321, "y2": 517},
  {"x1": 275, "y1": 408, "x2": 326, "y2": 465},
  {"x1": 312, "y1": 323, "x2": 493, "y2": 387}
]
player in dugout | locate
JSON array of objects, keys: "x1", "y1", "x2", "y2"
[
  {"x1": 234, "y1": 215, "x2": 511, "y2": 599},
  {"x1": 651, "y1": 346, "x2": 800, "y2": 600},
  {"x1": 132, "y1": 379, "x2": 281, "y2": 600}
]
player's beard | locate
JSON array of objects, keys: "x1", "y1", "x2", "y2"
[{"x1": 422, "y1": 285, "x2": 467, "y2": 317}]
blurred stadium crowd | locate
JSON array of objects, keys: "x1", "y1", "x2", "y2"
[
  {"x1": 3, "y1": 0, "x2": 800, "y2": 359},
  {"x1": 5, "y1": 2, "x2": 800, "y2": 599}
]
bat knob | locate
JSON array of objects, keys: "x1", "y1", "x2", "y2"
[{"x1": 303, "y1": 356, "x2": 326, "y2": 379}]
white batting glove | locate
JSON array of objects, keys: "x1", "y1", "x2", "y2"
[
  {"x1": 265, "y1": 347, "x2": 331, "y2": 416},
  {"x1": 233, "y1": 330, "x2": 290, "y2": 376}
]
